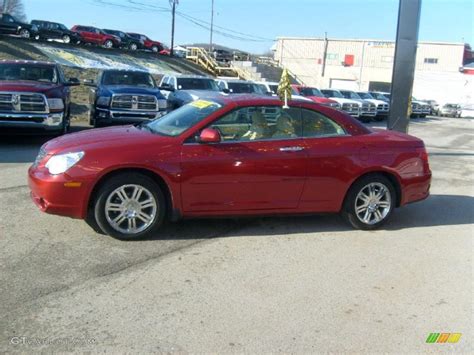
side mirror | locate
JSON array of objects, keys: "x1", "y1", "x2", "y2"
[
  {"x1": 160, "y1": 83, "x2": 175, "y2": 92},
  {"x1": 221, "y1": 88, "x2": 230, "y2": 94},
  {"x1": 198, "y1": 128, "x2": 221, "y2": 144},
  {"x1": 65, "y1": 77, "x2": 80, "y2": 86},
  {"x1": 82, "y1": 79, "x2": 96, "y2": 87}
]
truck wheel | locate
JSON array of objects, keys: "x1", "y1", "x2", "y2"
[
  {"x1": 93, "y1": 173, "x2": 166, "y2": 240},
  {"x1": 62, "y1": 34, "x2": 71, "y2": 44},
  {"x1": 19, "y1": 29, "x2": 31, "y2": 39},
  {"x1": 104, "y1": 40, "x2": 113, "y2": 49},
  {"x1": 129, "y1": 43, "x2": 138, "y2": 51},
  {"x1": 341, "y1": 174, "x2": 396, "y2": 230}
]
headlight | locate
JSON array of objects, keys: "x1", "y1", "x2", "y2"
[
  {"x1": 45, "y1": 151, "x2": 85, "y2": 175},
  {"x1": 97, "y1": 96, "x2": 111, "y2": 106},
  {"x1": 158, "y1": 99, "x2": 168, "y2": 109},
  {"x1": 47, "y1": 98, "x2": 64, "y2": 111}
]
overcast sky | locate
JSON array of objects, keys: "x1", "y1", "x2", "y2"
[{"x1": 22, "y1": 0, "x2": 474, "y2": 53}]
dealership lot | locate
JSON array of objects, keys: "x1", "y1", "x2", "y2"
[{"x1": 0, "y1": 117, "x2": 472, "y2": 352}]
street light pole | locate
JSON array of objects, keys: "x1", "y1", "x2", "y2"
[
  {"x1": 209, "y1": 0, "x2": 214, "y2": 53},
  {"x1": 170, "y1": 0, "x2": 178, "y2": 57}
]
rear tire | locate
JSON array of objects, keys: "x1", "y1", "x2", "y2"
[
  {"x1": 341, "y1": 174, "x2": 396, "y2": 230},
  {"x1": 93, "y1": 173, "x2": 166, "y2": 240},
  {"x1": 151, "y1": 45, "x2": 159, "y2": 53},
  {"x1": 62, "y1": 34, "x2": 71, "y2": 43}
]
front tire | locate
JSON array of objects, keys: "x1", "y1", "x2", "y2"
[
  {"x1": 19, "y1": 29, "x2": 31, "y2": 39},
  {"x1": 151, "y1": 45, "x2": 159, "y2": 53},
  {"x1": 342, "y1": 174, "x2": 396, "y2": 230},
  {"x1": 104, "y1": 39, "x2": 113, "y2": 49},
  {"x1": 62, "y1": 34, "x2": 71, "y2": 43},
  {"x1": 93, "y1": 173, "x2": 166, "y2": 240},
  {"x1": 129, "y1": 43, "x2": 138, "y2": 51}
]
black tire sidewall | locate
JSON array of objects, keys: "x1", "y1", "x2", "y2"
[
  {"x1": 94, "y1": 173, "x2": 166, "y2": 240},
  {"x1": 342, "y1": 174, "x2": 396, "y2": 230}
]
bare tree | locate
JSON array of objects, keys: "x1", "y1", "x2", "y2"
[{"x1": 0, "y1": 0, "x2": 26, "y2": 21}]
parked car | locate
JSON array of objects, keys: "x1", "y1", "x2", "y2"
[
  {"x1": 321, "y1": 89, "x2": 360, "y2": 118},
  {"x1": 85, "y1": 69, "x2": 168, "y2": 128},
  {"x1": 159, "y1": 75, "x2": 221, "y2": 109},
  {"x1": 369, "y1": 91, "x2": 390, "y2": 103},
  {"x1": 217, "y1": 79, "x2": 265, "y2": 94},
  {"x1": 412, "y1": 97, "x2": 431, "y2": 117},
  {"x1": 380, "y1": 92, "x2": 424, "y2": 118},
  {"x1": 357, "y1": 91, "x2": 390, "y2": 121},
  {"x1": 28, "y1": 95, "x2": 431, "y2": 240},
  {"x1": 102, "y1": 29, "x2": 143, "y2": 51},
  {"x1": 31, "y1": 20, "x2": 80, "y2": 44},
  {"x1": 0, "y1": 13, "x2": 39, "y2": 39},
  {"x1": 70, "y1": 25, "x2": 120, "y2": 48},
  {"x1": 439, "y1": 103, "x2": 462, "y2": 117},
  {"x1": 291, "y1": 85, "x2": 341, "y2": 109},
  {"x1": 213, "y1": 49, "x2": 232, "y2": 63},
  {"x1": 338, "y1": 90, "x2": 377, "y2": 122},
  {"x1": 421, "y1": 99, "x2": 439, "y2": 115},
  {"x1": 0, "y1": 60, "x2": 79, "y2": 134},
  {"x1": 127, "y1": 33, "x2": 163, "y2": 53}
]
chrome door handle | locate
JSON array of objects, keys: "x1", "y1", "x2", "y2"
[{"x1": 279, "y1": 146, "x2": 305, "y2": 152}]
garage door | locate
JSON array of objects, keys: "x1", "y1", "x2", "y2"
[{"x1": 330, "y1": 79, "x2": 358, "y2": 90}]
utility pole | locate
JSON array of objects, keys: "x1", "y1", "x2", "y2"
[
  {"x1": 209, "y1": 0, "x2": 214, "y2": 53},
  {"x1": 170, "y1": 0, "x2": 178, "y2": 57},
  {"x1": 387, "y1": 0, "x2": 422, "y2": 133}
]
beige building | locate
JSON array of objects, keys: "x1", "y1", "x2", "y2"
[{"x1": 274, "y1": 37, "x2": 472, "y2": 105}]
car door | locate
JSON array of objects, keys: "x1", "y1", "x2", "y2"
[
  {"x1": 49, "y1": 23, "x2": 62, "y2": 39},
  {"x1": 298, "y1": 108, "x2": 358, "y2": 212},
  {"x1": 0, "y1": 14, "x2": 18, "y2": 34},
  {"x1": 180, "y1": 105, "x2": 307, "y2": 212}
]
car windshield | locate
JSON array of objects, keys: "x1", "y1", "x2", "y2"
[
  {"x1": 370, "y1": 92, "x2": 386, "y2": 100},
  {"x1": 0, "y1": 63, "x2": 58, "y2": 83},
  {"x1": 102, "y1": 71, "x2": 155, "y2": 87},
  {"x1": 322, "y1": 90, "x2": 343, "y2": 98},
  {"x1": 227, "y1": 82, "x2": 258, "y2": 94},
  {"x1": 299, "y1": 87, "x2": 323, "y2": 97},
  {"x1": 145, "y1": 100, "x2": 223, "y2": 136},
  {"x1": 341, "y1": 91, "x2": 361, "y2": 99},
  {"x1": 358, "y1": 92, "x2": 374, "y2": 99},
  {"x1": 177, "y1": 78, "x2": 219, "y2": 91}
]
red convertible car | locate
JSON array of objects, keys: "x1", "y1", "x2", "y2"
[{"x1": 28, "y1": 96, "x2": 431, "y2": 240}]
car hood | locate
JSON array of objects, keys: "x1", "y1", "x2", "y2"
[
  {"x1": 305, "y1": 96, "x2": 337, "y2": 104},
  {"x1": 102, "y1": 85, "x2": 164, "y2": 96},
  {"x1": 328, "y1": 97, "x2": 360, "y2": 105},
  {"x1": 363, "y1": 99, "x2": 388, "y2": 106},
  {"x1": 0, "y1": 81, "x2": 60, "y2": 93},
  {"x1": 42, "y1": 125, "x2": 172, "y2": 154}
]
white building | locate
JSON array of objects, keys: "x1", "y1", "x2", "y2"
[{"x1": 274, "y1": 37, "x2": 473, "y2": 105}]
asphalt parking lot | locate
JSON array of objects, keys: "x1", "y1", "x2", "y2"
[{"x1": 0, "y1": 116, "x2": 472, "y2": 353}]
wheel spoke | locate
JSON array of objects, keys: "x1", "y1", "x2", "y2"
[
  {"x1": 374, "y1": 210, "x2": 383, "y2": 222},
  {"x1": 116, "y1": 187, "x2": 129, "y2": 202},
  {"x1": 378, "y1": 201, "x2": 390, "y2": 208},
  {"x1": 131, "y1": 186, "x2": 143, "y2": 201},
  {"x1": 363, "y1": 210, "x2": 371, "y2": 223},
  {"x1": 376, "y1": 186, "x2": 386, "y2": 199},
  {"x1": 137, "y1": 211, "x2": 152, "y2": 224},
  {"x1": 358, "y1": 192, "x2": 370, "y2": 203},
  {"x1": 140, "y1": 199, "x2": 155, "y2": 209},
  {"x1": 128, "y1": 218, "x2": 137, "y2": 231},
  {"x1": 107, "y1": 203, "x2": 122, "y2": 212},
  {"x1": 356, "y1": 204, "x2": 368, "y2": 214},
  {"x1": 113, "y1": 212, "x2": 126, "y2": 225}
]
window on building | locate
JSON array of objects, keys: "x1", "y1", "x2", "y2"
[
  {"x1": 326, "y1": 53, "x2": 338, "y2": 60},
  {"x1": 381, "y1": 56, "x2": 393, "y2": 63},
  {"x1": 424, "y1": 58, "x2": 438, "y2": 64}
]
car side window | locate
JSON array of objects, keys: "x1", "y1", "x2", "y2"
[
  {"x1": 209, "y1": 106, "x2": 301, "y2": 142},
  {"x1": 301, "y1": 109, "x2": 346, "y2": 138}
]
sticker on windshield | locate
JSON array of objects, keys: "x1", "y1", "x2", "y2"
[{"x1": 190, "y1": 100, "x2": 216, "y2": 109}]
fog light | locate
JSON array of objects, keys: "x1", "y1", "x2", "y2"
[
  {"x1": 44, "y1": 113, "x2": 63, "y2": 126},
  {"x1": 99, "y1": 112, "x2": 107, "y2": 118}
]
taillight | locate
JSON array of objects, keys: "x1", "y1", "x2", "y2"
[{"x1": 416, "y1": 146, "x2": 430, "y2": 172}]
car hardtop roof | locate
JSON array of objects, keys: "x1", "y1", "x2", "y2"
[
  {"x1": 0, "y1": 59, "x2": 56, "y2": 66},
  {"x1": 101, "y1": 69, "x2": 151, "y2": 74},
  {"x1": 221, "y1": 79, "x2": 255, "y2": 84},
  {"x1": 174, "y1": 74, "x2": 214, "y2": 79},
  {"x1": 205, "y1": 94, "x2": 311, "y2": 106}
]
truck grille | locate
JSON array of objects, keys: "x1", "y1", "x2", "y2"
[
  {"x1": 111, "y1": 94, "x2": 158, "y2": 111},
  {"x1": 0, "y1": 92, "x2": 48, "y2": 113},
  {"x1": 342, "y1": 103, "x2": 359, "y2": 112},
  {"x1": 377, "y1": 104, "x2": 389, "y2": 111}
]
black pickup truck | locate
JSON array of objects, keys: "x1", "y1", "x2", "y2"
[
  {"x1": 86, "y1": 70, "x2": 168, "y2": 128},
  {"x1": 0, "y1": 13, "x2": 39, "y2": 39}
]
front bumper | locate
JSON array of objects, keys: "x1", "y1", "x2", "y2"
[
  {"x1": 95, "y1": 107, "x2": 166, "y2": 124},
  {"x1": 0, "y1": 112, "x2": 64, "y2": 134},
  {"x1": 28, "y1": 166, "x2": 90, "y2": 219},
  {"x1": 360, "y1": 109, "x2": 377, "y2": 117}
]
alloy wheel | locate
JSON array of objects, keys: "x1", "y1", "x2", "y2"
[
  {"x1": 105, "y1": 184, "x2": 158, "y2": 235},
  {"x1": 354, "y1": 182, "x2": 391, "y2": 225}
]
